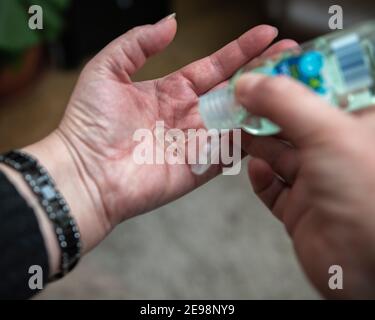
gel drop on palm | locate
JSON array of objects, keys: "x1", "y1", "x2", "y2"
[{"x1": 199, "y1": 21, "x2": 375, "y2": 136}]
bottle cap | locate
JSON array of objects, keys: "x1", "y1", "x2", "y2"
[{"x1": 199, "y1": 87, "x2": 247, "y2": 130}]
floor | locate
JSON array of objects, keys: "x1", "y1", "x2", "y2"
[{"x1": 1, "y1": 0, "x2": 318, "y2": 299}]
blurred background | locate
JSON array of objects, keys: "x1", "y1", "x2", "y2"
[{"x1": 1, "y1": 0, "x2": 374, "y2": 299}]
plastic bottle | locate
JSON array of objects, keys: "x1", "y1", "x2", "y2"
[{"x1": 199, "y1": 21, "x2": 375, "y2": 136}]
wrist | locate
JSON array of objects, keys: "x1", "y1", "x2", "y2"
[
  {"x1": 21, "y1": 132, "x2": 110, "y2": 273},
  {"x1": 0, "y1": 163, "x2": 61, "y2": 276}
]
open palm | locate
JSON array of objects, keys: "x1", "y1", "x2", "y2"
[{"x1": 57, "y1": 17, "x2": 290, "y2": 231}]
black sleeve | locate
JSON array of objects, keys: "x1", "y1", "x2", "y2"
[{"x1": 0, "y1": 171, "x2": 49, "y2": 300}]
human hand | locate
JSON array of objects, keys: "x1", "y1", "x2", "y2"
[
  {"x1": 237, "y1": 73, "x2": 375, "y2": 298},
  {"x1": 23, "y1": 17, "x2": 299, "y2": 259}
]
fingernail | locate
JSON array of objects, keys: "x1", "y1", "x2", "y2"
[
  {"x1": 271, "y1": 26, "x2": 279, "y2": 37},
  {"x1": 157, "y1": 12, "x2": 176, "y2": 24}
]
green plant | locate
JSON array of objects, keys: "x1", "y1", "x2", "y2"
[{"x1": 0, "y1": 0, "x2": 71, "y2": 68}]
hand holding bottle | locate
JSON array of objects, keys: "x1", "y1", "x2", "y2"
[{"x1": 237, "y1": 73, "x2": 375, "y2": 299}]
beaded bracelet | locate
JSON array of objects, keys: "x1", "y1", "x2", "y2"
[{"x1": 0, "y1": 150, "x2": 81, "y2": 280}]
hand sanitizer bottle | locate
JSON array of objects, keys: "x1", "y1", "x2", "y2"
[{"x1": 199, "y1": 21, "x2": 375, "y2": 136}]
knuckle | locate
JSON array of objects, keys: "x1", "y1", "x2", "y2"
[
  {"x1": 129, "y1": 24, "x2": 151, "y2": 36},
  {"x1": 129, "y1": 26, "x2": 142, "y2": 37},
  {"x1": 132, "y1": 25, "x2": 145, "y2": 33}
]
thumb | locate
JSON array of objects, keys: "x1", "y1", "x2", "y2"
[
  {"x1": 235, "y1": 73, "x2": 352, "y2": 146},
  {"x1": 93, "y1": 14, "x2": 177, "y2": 79}
]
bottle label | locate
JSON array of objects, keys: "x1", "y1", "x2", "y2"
[{"x1": 331, "y1": 34, "x2": 373, "y2": 91}]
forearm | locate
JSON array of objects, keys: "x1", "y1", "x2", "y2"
[{"x1": 0, "y1": 131, "x2": 108, "y2": 277}]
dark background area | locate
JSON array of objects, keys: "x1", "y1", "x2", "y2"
[{"x1": 59, "y1": 0, "x2": 171, "y2": 68}]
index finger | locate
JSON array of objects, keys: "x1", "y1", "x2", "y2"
[
  {"x1": 236, "y1": 74, "x2": 353, "y2": 147},
  {"x1": 179, "y1": 25, "x2": 279, "y2": 95}
]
